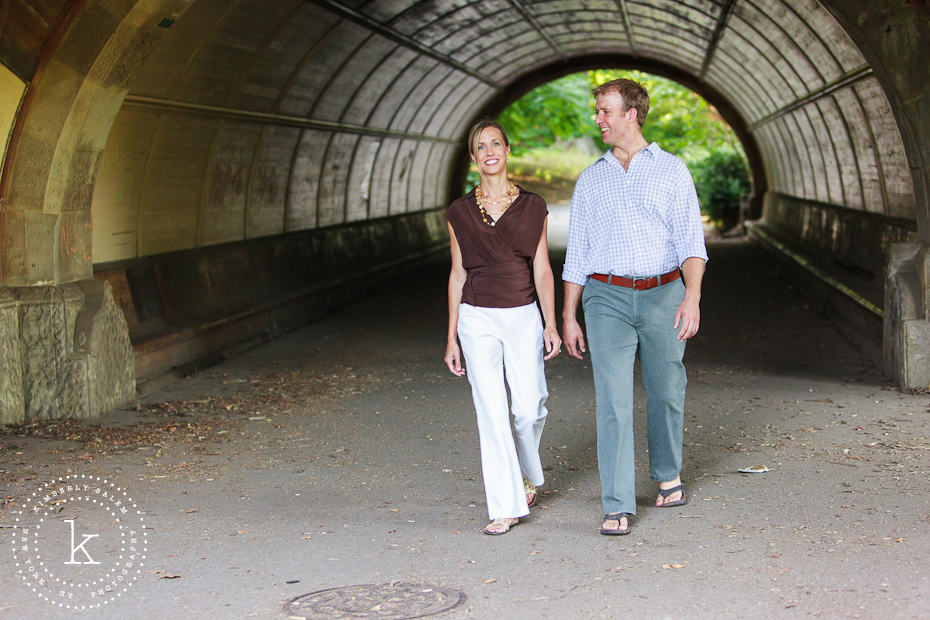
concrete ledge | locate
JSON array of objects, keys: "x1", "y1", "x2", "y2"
[
  {"x1": 95, "y1": 209, "x2": 449, "y2": 381},
  {"x1": 749, "y1": 192, "x2": 922, "y2": 367},
  {"x1": 747, "y1": 222, "x2": 884, "y2": 363},
  {"x1": 130, "y1": 245, "x2": 449, "y2": 380},
  {"x1": 760, "y1": 192, "x2": 918, "y2": 280}
]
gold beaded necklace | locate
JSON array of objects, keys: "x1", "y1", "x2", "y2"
[{"x1": 475, "y1": 182, "x2": 518, "y2": 226}]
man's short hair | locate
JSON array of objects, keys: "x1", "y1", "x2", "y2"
[{"x1": 593, "y1": 79, "x2": 650, "y2": 126}]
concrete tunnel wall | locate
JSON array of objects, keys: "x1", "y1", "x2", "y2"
[{"x1": 0, "y1": 0, "x2": 929, "y2": 424}]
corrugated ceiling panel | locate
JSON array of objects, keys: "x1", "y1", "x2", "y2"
[
  {"x1": 738, "y1": 1, "x2": 823, "y2": 91},
  {"x1": 470, "y1": 37, "x2": 552, "y2": 76},
  {"x1": 389, "y1": 139, "x2": 420, "y2": 213},
  {"x1": 388, "y1": 0, "x2": 487, "y2": 37},
  {"x1": 365, "y1": 51, "x2": 434, "y2": 128},
  {"x1": 229, "y1": 3, "x2": 341, "y2": 113},
  {"x1": 833, "y1": 87, "x2": 884, "y2": 214},
  {"x1": 368, "y1": 137, "x2": 403, "y2": 217},
  {"x1": 248, "y1": 126, "x2": 301, "y2": 238},
  {"x1": 346, "y1": 136, "x2": 382, "y2": 221},
  {"x1": 320, "y1": 36, "x2": 402, "y2": 123},
  {"x1": 854, "y1": 78, "x2": 915, "y2": 218},
  {"x1": 782, "y1": 0, "x2": 865, "y2": 72},
  {"x1": 355, "y1": 0, "x2": 422, "y2": 23},
  {"x1": 728, "y1": 8, "x2": 805, "y2": 107},
  {"x1": 443, "y1": 18, "x2": 538, "y2": 62},
  {"x1": 390, "y1": 64, "x2": 456, "y2": 131},
  {"x1": 277, "y1": 21, "x2": 371, "y2": 117}
]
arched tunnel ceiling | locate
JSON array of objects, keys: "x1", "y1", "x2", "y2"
[{"x1": 1, "y1": 0, "x2": 920, "y2": 264}]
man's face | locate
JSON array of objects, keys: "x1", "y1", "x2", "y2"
[{"x1": 595, "y1": 90, "x2": 635, "y2": 147}]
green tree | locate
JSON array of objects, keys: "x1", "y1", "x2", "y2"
[
  {"x1": 498, "y1": 73, "x2": 596, "y2": 150},
  {"x1": 692, "y1": 148, "x2": 751, "y2": 229}
]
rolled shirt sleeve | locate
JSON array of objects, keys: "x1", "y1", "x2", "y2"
[{"x1": 669, "y1": 160, "x2": 709, "y2": 267}]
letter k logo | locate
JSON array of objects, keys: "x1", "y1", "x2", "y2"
[{"x1": 64, "y1": 520, "x2": 101, "y2": 565}]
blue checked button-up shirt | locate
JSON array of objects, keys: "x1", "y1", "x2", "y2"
[{"x1": 562, "y1": 143, "x2": 708, "y2": 285}]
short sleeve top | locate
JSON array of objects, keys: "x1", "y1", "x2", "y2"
[{"x1": 447, "y1": 188, "x2": 548, "y2": 308}]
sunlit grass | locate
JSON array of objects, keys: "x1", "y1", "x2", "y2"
[
  {"x1": 508, "y1": 144, "x2": 599, "y2": 180},
  {"x1": 466, "y1": 143, "x2": 599, "y2": 205},
  {"x1": 509, "y1": 144, "x2": 597, "y2": 204}
]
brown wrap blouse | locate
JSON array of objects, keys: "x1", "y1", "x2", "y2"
[{"x1": 447, "y1": 188, "x2": 548, "y2": 308}]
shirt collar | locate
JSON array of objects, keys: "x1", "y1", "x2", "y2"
[{"x1": 599, "y1": 142, "x2": 660, "y2": 167}]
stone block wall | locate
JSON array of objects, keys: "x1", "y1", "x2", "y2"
[
  {"x1": 885, "y1": 243, "x2": 930, "y2": 390},
  {"x1": 0, "y1": 280, "x2": 135, "y2": 425}
]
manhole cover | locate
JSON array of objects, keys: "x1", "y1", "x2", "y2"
[{"x1": 284, "y1": 582, "x2": 465, "y2": 619}]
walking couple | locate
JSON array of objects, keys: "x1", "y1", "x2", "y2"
[{"x1": 444, "y1": 78, "x2": 708, "y2": 536}]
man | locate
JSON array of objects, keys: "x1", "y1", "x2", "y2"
[{"x1": 561, "y1": 78, "x2": 707, "y2": 536}]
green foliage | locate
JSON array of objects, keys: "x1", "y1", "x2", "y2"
[
  {"x1": 587, "y1": 70, "x2": 741, "y2": 163},
  {"x1": 493, "y1": 69, "x2": 752, "y2": 229},
  {"x1": 691, "y1": 148, "x2": 751, "y2": 229},
  {"x1": 498, "y1": 74, "x2": 597, "y2": 150}
]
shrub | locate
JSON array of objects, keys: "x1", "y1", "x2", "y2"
[{"x1": 691, "y1": 148, "x2": 751, "y2": 230}]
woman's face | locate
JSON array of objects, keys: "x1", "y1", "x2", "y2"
[{"x1": 471, "y1": 127, "x2": 510, "y2": 177}]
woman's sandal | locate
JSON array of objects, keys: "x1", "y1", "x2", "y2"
[
  {"x1": 523, "y1": 478, "x2": 538, "y2": 508},
  {"x1": 656, "y1": 483, "x2": 688, "y2": 507},
  {"x1": 600, "y1": 512, "x2": 631, "y2": 536},
  {"x1": 483, "y1": 518, "x2": 519, "y2": 535}
]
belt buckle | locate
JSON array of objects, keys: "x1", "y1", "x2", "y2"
[{"x1": 633, "y1": 276, "x2": 656, "y2": 290}]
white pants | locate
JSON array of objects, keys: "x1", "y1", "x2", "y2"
[{"x1": 457, "y1": 302, "x2": 548, "y2": 519}]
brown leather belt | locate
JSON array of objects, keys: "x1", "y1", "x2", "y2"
[{"x1": 590, "y1": 269, "x2": 681, "y2": 290}]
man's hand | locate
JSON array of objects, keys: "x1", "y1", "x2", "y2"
[
  {"x1": 562, "y1": 319, "x2": 586, "y2": 359},
  {"x1": 562, "y1": 281, "x2": 586, "y2": 359},
  {"x1": 674, "y1": 257, "x2": 705, "y2": 341},
  {"x1": 673, "y1": 297, "x2": 700, "y2": 341}
]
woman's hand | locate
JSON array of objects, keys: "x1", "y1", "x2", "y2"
[
  {"x1": 444, "y1": 340, "x2": 466, "y2": 376},
  {"x1": 542, "y1": 325, "x2": 562, "y2": 360}
]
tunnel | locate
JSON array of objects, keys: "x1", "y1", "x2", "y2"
[{"x1": 0, "y1": 0, "x2": 928, "y2": 423}]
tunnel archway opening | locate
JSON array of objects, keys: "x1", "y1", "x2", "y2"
[
  {"x1": 460, "y1": 69, "x2": 753, "y2": 234},
  {"x1": 452, "y1": 56, "x2": 768, "y2": 226}
]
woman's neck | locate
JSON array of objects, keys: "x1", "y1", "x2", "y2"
[{"x1": 479, "y1": 173, "x2": 511, "y2": 197}]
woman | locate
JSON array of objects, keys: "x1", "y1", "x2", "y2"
[{"x1": 444, "y1": 120, "x2": 561, "y2": 535}]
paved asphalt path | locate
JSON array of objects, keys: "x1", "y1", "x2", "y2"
[{"x1": 1, "y1": 205, "x2": 928, "y2": 619}]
